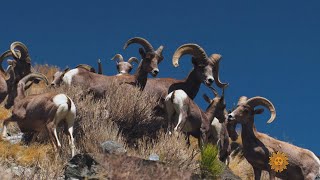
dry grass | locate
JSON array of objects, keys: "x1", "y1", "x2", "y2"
[
  {"x1": 130, "y1": 131, "x2": 200, "y2": 171},
  {"x1": 0, "y1": 141, "x2": 51, "y2": 166},
  {"x1": 0, "y1": 64, "x2": 201, "y2": 179}
]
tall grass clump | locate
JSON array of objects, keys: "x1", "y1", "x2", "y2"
[
  {"x1": 130, "y1": 131, "x2": 200, "y2": 171},
  {"x1": 200, "y1": 144, "x2": 224, "y2": 179}
]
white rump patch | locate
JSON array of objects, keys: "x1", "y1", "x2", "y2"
[
  {"x1": 62, "y1": 68, "x2": 79, "y2": 85},
  {"x1": 211, "y1": 117, "x2": 222, "y2": 137},
  {"x1": 173, "y1": 90, "x2": 188, "y2": 104},
  {"x1": 53, "y1": 94, "x2": 68, "y2": 106}
]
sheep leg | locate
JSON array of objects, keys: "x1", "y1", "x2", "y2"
[
  {"x1": 164, "y1": 100, "x2": 175, "y2": 134},
  {"x1": 67, "y1": 126, "x2": 75, "y2": 157},
  {"x1": 253, "y1": 167, "x2": 262, "y2": 180},
  {"x1": 185, "y1": 133, "x2": 191, "y2": 146},
  {"x1": 52, "y1": 125, "x2": 61, "y2": 147},
  {"x1": 269, "y1": 171, "x2": 276, "y2": 180},
  {"x1": 66, "y1": 113, "x2": 75, "y2": 157},
  {"x1": 198, "y1": 137, "x2": 204, "y2": 149},
  {"x1": 174, "y1": 110, "x2": 187, "y2": 132},
  {"x1": 46, "y1": 122, "x2": 58, "y2": 152}
]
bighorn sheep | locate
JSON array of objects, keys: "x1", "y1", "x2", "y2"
[
  {"x1": 52, "y1": 37, "x2": 163, "y2": 95},
  {"x1": 165, "y1": 87, "x2": 237, "y2": 162},
  {"x1": 227, "y1": 96, "x2": 320, "y2": 180},
  {"x1": 51, "y1": 64, "x2": 97, "y2": 87},
  {"x1": 144, "y1": 44, "x2": 228, "y2": 102},
  {"x1": 111, "y1": 54, "x2": 139, "y2": 75},
  {"x1": 0, "y1": 42, "x2": 33, "y2": 109},
  {"x1": 2, "y1": 73, "x2": 76, "y2": 157}
]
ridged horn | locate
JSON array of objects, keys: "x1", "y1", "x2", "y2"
[
  {"x1": 10, "y1": 42, "x2": 31, "y2": 63},
  {"x1": 209, "y1": 54, "x2": 228, "y2": 88},
  {"x1": 237, "y1": 96, "x2": 248, "y2": 106},
  {"x1": 20, "y1": 72, "x2": 49, "y2": 86},
  {"x1": 123, "y1": 37, "x2": 154, "y2": 52},
  {"x1": 172, "y1": 44, "x2": 207, "y2": 67},
  {"x1": 111, "y1": 54, "x2": 124, "y2": 62},
  {"x1": 76, "y1": 64, "x2": 96, "y2": 73},
  {"x1": 0, "y1": 50, "x2": 13, "y2": 80},
  {"x1": 128, "y1": 57, "x2": 139, "y2": 64},
  {"x1": 246, "y1": 96, "x2": 276, "y2": 123},
  {"x1": 208, "y1": 86, "x2": 218, "y2": 97},
  {"x1": 155, "y1": 45, "x2": 164, "y2": 55}
]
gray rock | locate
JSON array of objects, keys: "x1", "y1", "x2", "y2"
[
  {"x1": 64, "y1": 153, "x2": 194, "y2": 179},
  {"x1": 148, "y1": 153, "x2": 160, "y2": 161},
  {"x1": 9, "y1": 163, "x2": 33, "y2": 177},
  {"x1": 100, "y1": 140, "x2": 126, "y2": 155},
  {"x1": 6, "y1": 133, "x2": 23, "y2": 144},
  {"x1": 64, "y1": 153, "x2": 100, "y2": 180}
]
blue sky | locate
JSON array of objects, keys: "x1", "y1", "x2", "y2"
[{"x1": 1, "y1": 0, "x2": 320, "y2": 154}]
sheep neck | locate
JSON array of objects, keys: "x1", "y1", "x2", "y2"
[
  {"x1": 204, "y1": 103, "x2": 217, "y2": 124},
  {"x1": 240, "y1": 119, "x2": 259, "y2": 148},
  {"x1": 182, "y1": 69, "x2": 202, "y2": 99},
  {"x1": 133, "y1": 60, "x2": 148, "y2": 90}
]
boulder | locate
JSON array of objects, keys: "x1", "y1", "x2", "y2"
[{"x1": 100, "y1": 141, "x2": 126, "y2": 155}]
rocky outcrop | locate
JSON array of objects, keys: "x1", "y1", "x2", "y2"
[{"x1": 64, "y1": 153, "x2": 194, "y2": 180}]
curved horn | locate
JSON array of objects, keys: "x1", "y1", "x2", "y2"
[
  {"x1": 155, "y1": 45, "x2": 164, "y2": 55},
  {"x1": 76, "y1": 64, "x2": 96, "y2": 73},
  {"x1": 111, "y1": 54, "x2": 124, "y2": 62},
  {"x1": 246, "y1": 96, "x2": 276, "y2": 123},
  {"x1": 127, "y1": 57, "x2": 139, "y2": 64},
  {"x1": 10, "y1": 42, "x2": 30, "y2": 63},
  {"x1": 20, "y1": 72, "x2": 49, "y2": 86},
  {"x1": 123, "y1": 37, "x2": 154, "y2": 52},
  {"x1": 0, "y1": 50, "x2": 13, "y2": 80},
  {"x1": 208, "y1": 86, "x2": 218, "y2": 97},
  {"x1": 209, "y1": 54, "x2": 228, "y2": 88},
  {"x1": 172, "y1": 44, "x2": 207, "y2": 67},
  {"x1": 237, "y1": 96, "x2": 248, "y2": 106}
]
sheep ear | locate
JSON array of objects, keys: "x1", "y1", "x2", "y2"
[
  {"x1": 203, "y1": 94, "x2": 212, "y2": 104},
  {"x1": 139, "y1": 48, "x2": 146, "y2": 58},
  {"x1": 254, "y1": 108, "x2": 264, "y2": 114},
  {"x1": 7, "y1": 60, "x2": 17, "y2": 67},
  {"x1": 63, "y1": 67, "x2": 70, "y2": 73}
]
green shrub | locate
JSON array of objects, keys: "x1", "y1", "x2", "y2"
[{"x1": 200, "y1": 144, "x2": 224, "y2": 179}]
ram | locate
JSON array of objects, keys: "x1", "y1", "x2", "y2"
[
  {"x1": 144, "y1": 44, "x2": 228, "y2": 101},
  {"x1": 51, "y1": 64, "x2": 97, "y2": 87},
  {"x1": 165, "y1": 87, "x2": 237, "y2": 162},
  {"x1": 0, "y1": 42, "x2": 33, "y2": 109},
  {"x1": 227, "y1": 96, "x2": 320, "y2": 180},
  {"x1": 51, "y1": 37, "x2": 163, "y2": 97},
  {"x1": 2, "y1": 73, "x2": 76, "y2": 157},
  {"x1": 111, "y1": 54, "x2": 139, "y2": 75}
]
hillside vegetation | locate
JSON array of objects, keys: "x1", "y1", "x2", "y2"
[{"x1": 0, "y1": 64, "x2": 204, "y2": 179}]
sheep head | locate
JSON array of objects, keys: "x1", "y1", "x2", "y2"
[
  {"x1": 123, "y1": 37, "x2": 163, "y2": 77},
  {"x1": 227, "y1": 96, "x2": 276, "y2": 125},
  {"x1": 203, "y1": 87, "x2": 227, "y2": 123},
  {"x1": 51, "y1": 67, "x2": 70, "y2": 87},
  {"x1": 112, "y1": 54, "x2": 139, "y2": 75},
  {"x1": 172, "y1": 44, "x2": 228, "y2": 88}
]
